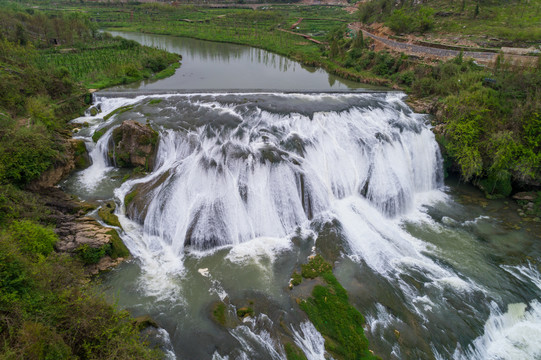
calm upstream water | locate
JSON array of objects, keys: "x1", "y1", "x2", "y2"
[{"x1": 63, "y1": 32, "x2": 541, "y2": 360}]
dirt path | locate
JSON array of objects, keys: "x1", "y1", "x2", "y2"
[{"x1": 349, "y1": 24, "x2": 497, "y2": 64}]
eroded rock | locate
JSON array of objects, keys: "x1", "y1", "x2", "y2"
[{"x1": 109, "y1": 120, "x2": 158, "y2": 170}]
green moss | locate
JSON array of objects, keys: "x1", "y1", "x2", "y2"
[
  {"x1": 103, "y1": 105, "x2": 135, "y2": 121},
  {"x1": 212, "y1": 302, "x2": 227, "y2": 326},
  {"x1": 236, "y1": 307, "x2": 254, "y2": 319},
  {"x1": 148, "y1": 99, "x2": 163, "y2": 105},
  {"x1": 285, "y1": 343, "x2": 308, "y2": 360},
  {"x1": 301, "y1": 255, "x2": 332, "y2": 279},
  {"x1": 124, "y1": 189, "x2": 138, "y2": 207},
  {"x1": 106, "y1": 229, "x2": 130, "y2": 259},
  {"x1": 98, "y1": 201, "x2": 122, "y2": 228},
  {"x1": 291, "y1": 271, "x2": 302, "y2": 286},
  {"x1": 92, "y1": 129, "x2": 105, "y2": 143}
]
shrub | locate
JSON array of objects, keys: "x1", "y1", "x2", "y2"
[
  {"x1": 17, "y1": 322, "x2": 72, "y2": 360},
  {"x1": 0, "y1": 124, "x2": 60, "y2": 186},
  {"x1": 9, "y1": 220, "x2": 58, "y2": 258},
  {"x1": 76, "y1": 244, "x2": 108, "y2": 265},
  {"x1": 387, "y1": 10, "x2": 415, "y2": 34}
]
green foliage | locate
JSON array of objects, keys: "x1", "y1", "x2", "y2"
[
  {"x1": 388, "y1": 10, "x2": 416, "y2": 34},
  {"x1": 9, "y1": 220, "x2": 58, "y2": 258},
  {"x1": 0, "y1": 234, "x2": 31, "y2": 304},
  {"x1": 291, "y1": 271, "x2": 302, "y2": 286},
  {"x1": 16, "y1": 321, "x2": 72, "y2": 360},
  {"x1": 98, "y1": 201, "x2": 122, "y2": 228},
  {"x1": 387, "y1": 7, "x2": 435, "y2": 34},
  {"x1": 124, "y1": 189, "x2": 138, "y2": 207},
  {"x1": 0, "y1": 123, "x2": 60, "y2": 186},
  {"x1": 148, "y1": 99, "x2": 162, "y2": 105},
  {"x1": 92, "y1": 129, "x2": 105, "y2": 142},
  {"x1": 301, "y1": 255, "x2": 332, "y2": 279},
  {"x1": 0, "y1": 184, "x2": 48, "y2": 225},
  {"x1": 77, "y1": 244, "x2": 108, "y2": 265},
  {"x1": 418, "y1": 7, "x2": 435, "y2": 33}
]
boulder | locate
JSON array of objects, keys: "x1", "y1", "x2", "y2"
[
  {"x1": 109, "y1": 120, "x2": 159, "y2": 170},
  {"x1": 513, "y1": 192, "x2": 536, "y2": 201}
]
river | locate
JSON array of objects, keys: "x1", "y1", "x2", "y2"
[{"x1": 63, "y1": 32, "x2": 541, "y2": 360}]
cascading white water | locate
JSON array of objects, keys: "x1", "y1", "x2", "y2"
[
  {"x1": 77, "y1": 126, "x2": 116, "y2": 191},
  {"x1": 291, "y1": 321, "x2": 326, "y2": 360},
  {"x1": 449, "y1": 263, "x2": 541, "y2": 360},
  {"x1": 116, "y1": 92, "x2": 442, "y2": 253}
]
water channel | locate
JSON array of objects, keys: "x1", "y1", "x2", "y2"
[{"x1": 63, "y1": 32, "x2": 541, "y2": 360}]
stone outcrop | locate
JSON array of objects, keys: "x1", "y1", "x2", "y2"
[
  {"x1": 40, "y1": 188, "x2": 130, "y2": 275},
  {"x1": 109, "y1": 120, "x2": 159, "y2": 170},
  {"x1": 27, "y1": 138, "x2": 90, "y2": 191}
]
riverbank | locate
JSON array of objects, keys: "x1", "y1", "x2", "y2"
[{"x1": 0, "y1": 6, "x2": 181, "y2": 358}]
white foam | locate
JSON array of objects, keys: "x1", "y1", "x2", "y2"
[
  {"x1": 225, "y1": 236, "x2": 292, "y2": 265},
  {"x1": 291, "y1": 321, "x2": 326, "y2": 360},
  {"x1": 455, "y1": 301, "x2": 541, "y2": 360}
]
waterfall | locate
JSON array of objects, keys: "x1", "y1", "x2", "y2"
[
  {"x1": 77, "y1": 126, "x2": 117, "y2": 191},
  {"x1": 116, "y1": 92, "x2": 443, "y2": 254}
]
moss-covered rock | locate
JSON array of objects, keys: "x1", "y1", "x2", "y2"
[
  {"x1": 133, "y1": 315, "x2": 159, "y2": 331},
  {"x1": 109, "y1": 120, "x2": 159, "y2": 171},
  {"x1": 107, "y1": 229, "x2": 130, "y2": 259},
  {"x1": 71, "y1": 139, "x2": 90, "y2": 170},
  {"x1": 294, "y1": 256, "x2": 380, "y2": 360},
  {"x1": 98, "y1": 201, "x2": 121, "y2": 228},
  {"x1": 236, "y1": 307, "x2": 254, "y2": 319}
]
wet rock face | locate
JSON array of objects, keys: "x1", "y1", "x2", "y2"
[{"x1": 109, "y1": 120, "x2": 158, "y2": 170}]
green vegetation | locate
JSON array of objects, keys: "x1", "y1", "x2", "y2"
[
  {"x1": 412, "y1": 56, "x2": 541, "y2": 196},
  {"x1": 301, "y1": 255, "x2": 333, "y2": 279},
  {"x1": 285, "y1": 342, "x2": 308, "y2": 360},
  {"x1": 8, "y1": 219, "x2": 57, "y2": 259},
  {"x1": 98, "y1": 201, "x2": 122, "y2": 228},
  {"x1": 294, "y1": 255, "x2": 378, "y2": 360},
  {"x1": 148, "y1": 99, "x2": 163, "y2": 105},
  {"x1": 124, "y1": 189, "x2": 139, "y2": 207},
  {"x1": 0, "y1": 224, "x2": 160, "y2": 359},
  {"x1": 212, "y1": 302, "x2": 227, "y2": 326},
  {"x1": 358, "y1": 0, "x2": 541, "y2": 45},
  {"x1": 103, "y1": 105, "x2": 135, "y2": 121},
  {"x1": 107, "y1": 229, "x2": 131, "y2": 259},
  {"x1": 77, "y1": 243, "x2": 108, "y2": 265},
  {"x1": 0, "y1": 4, "x2": 178, "y2": 187},
  {"x1": 37, "y1": 36, "x2": 179, "y2": 89},
  {"x1": 0, "y1": 4, "x2": 179, "y2": 358},
  {"x1": 291, "y1": 271, "x2": 302, "y2": 286}
]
